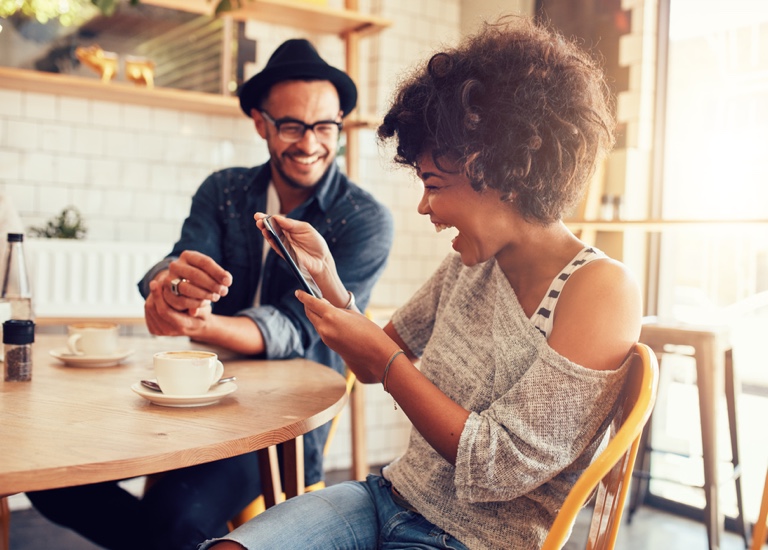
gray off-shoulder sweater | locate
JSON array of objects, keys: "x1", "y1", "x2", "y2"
[{"x1": 384, "y1": 253, "x2": 629, "y2": 549}]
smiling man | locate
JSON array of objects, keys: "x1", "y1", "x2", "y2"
[{"x1": 26, "y1": 39, "x2": 394, "y2": 550}]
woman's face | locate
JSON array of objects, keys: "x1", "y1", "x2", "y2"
[{"x1": 416, "y1": 153, "x2": 516, "y2": 267}]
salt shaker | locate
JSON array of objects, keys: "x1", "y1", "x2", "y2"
[{"x1": 3, "y1": 319, "x2": 34, "y2": 382}]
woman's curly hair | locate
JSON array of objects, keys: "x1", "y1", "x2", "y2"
[{"x1": 377, "y1": 16, "x2": 616, "y2": 224}]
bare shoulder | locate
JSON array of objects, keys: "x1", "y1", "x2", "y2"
[{"x1": 548, "y1": 257, "x2": 642, "y2": 371}]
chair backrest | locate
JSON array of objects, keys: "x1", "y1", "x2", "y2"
[{"x1": 541, "y1": 342, "x2": 659, "y2": 550}]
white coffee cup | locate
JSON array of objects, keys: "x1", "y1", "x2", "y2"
[
  {"x1": 153, "y1": 350, "x2": 224, "y2": 396},
  {"x1": 67, "y1": 322, "x2": 120, "y2": 356}
]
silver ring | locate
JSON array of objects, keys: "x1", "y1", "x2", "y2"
[{"x1": 170, "y1": 277, "x2": 187, "y2": 297}]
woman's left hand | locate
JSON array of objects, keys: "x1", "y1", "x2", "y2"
[{"x1": 294, "y1": 290, "x2": 400, "y2": 384}]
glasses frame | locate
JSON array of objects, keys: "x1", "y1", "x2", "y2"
[{"x1": 260, "y1": 110, "x2": 343, "y2": 143}]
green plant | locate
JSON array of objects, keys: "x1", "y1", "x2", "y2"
[{"x1": 29, "y1": 206, "x2": 88, "y2": 239}]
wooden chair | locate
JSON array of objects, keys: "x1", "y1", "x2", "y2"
[
  {"x1": 752, "y1": 467, "x2": 768, "y2": 550},
  {"x1": 541, "y1": 342, "x2": 659, "y2": 550}
]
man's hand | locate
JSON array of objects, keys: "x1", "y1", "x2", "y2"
[{"x1": 143, "y1": 251, "x2": 232, "y2": 336}]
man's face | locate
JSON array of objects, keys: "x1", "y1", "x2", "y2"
[{"x1": 253, "y1": 80, "x2": 342, "y2": 192}]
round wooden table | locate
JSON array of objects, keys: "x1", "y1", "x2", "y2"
[{"x1": 0, "y1": 333, "x2": 348, "y2": 497}]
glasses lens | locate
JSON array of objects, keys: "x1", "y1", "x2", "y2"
[
  {"x1": 313, "y1": 123, "x2": 339, "y2": 138},
  {"x1": 278, "y1": 123, "x2": 305, "y2": 142}
]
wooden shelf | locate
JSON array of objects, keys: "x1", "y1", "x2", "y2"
[
  {"x1": 140, "y1": 0, "x2": 391, "y2": 36},
  {"x1": 565, "y1": 219, "x2": 768, "y2": 232},
  {"x1": 0, "y1": 66, "x2": 242, "y2": 116},
  {"x1": 0, "y1": 66, "x2": 384, "y2": 124}
]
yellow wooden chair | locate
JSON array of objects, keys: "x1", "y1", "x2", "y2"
[
  {"x1": 751, "y1": 467, "x2": 768, "y2": 550},
  {"x1": 541, "y1": 342, "x2": 659, "y2": 550}
]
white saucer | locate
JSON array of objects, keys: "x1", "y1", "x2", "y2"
[
  {"x1": 130, "y1": 380, "x2": 238, "y2": 408},
  {"x1": 50, "y1": 348, "x2": 135, "y2": 368}
]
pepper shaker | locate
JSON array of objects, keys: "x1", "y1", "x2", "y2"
[{"x1": 4, "y1": 319, "x2": 34, "y2": 382}]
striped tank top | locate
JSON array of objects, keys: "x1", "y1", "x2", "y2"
[{"x1": 529, "y1": 246, "x2": 606, "y2": 338}]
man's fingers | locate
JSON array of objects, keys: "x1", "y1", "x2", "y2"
[{"x1": 177, "y1": 251, "x2": 233, "y2": 288}]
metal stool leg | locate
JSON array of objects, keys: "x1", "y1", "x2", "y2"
[
  {"x1": 724, "y1": 349, "x2": 748, "y2": 547},
  {"x1": 695, "y1": 334, "x2": 722, "y2": 550}
]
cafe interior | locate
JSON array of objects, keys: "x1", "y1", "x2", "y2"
[{"x1": 1, "y1": 0, "x2": 767, "y2": 548}]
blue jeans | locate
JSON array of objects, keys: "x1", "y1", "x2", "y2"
[{"x1": 198, "y1": 475, "x2": 469, "y2": 550}]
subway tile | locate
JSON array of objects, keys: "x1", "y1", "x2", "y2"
[
  {"x1": 105, "y1": 129, "x2": 138, "y2": 160},
  {"x1": 86, "y1": 157, "x2": 125, "y2": 188},
  {"x1": 57, "y1": 156, "x2": 89, "y2": 185},
  {"x1": 146, "y1": 220, "x2": 182, "y2": 244},
  {"x1": 36, "y1": 183, "x2": 70, "y2": 212},
  {"x1": 149, "y1": 164, "x2": 179, "y2": 191},
  {"x1": 179, "y1": 111, "x2": 209, "y2": 137},
  {"x1": 91, "y1": 100, "x2": 122, "y2": 127},
  {"x1": 20, "y1": 152, "x2": 56, "y2": 182},
  {"x1": 0, "y1": 150, "x2": 21, "y2": 180},
  {"x1": 73, "y1": 127, "x2": 107, "y2": 157},
  {"x1": 135, "y1": 133, "x2": 166, "y2": 162},
  {"x1": 0, "y1": 89, "x2": 23, "y2": 117},
  {"x1": 58, "y1": 97, "x2": 90, "y2": 123},
  {"x1": 130, "y1": 190, "x2": 164, "y2": 220},
  {"x1": 23, "y1": 92, "x2": 57, "y2": 121},
  {"x1": 152, "y1": 107, "x2": 182, "y2": 132},
  {"x1": 70, "y1": 188, "x2": 105, "y2": 218},
  {"x1": 7, "y1": 120, "x2": 40, "y2": 151},
  {"x1": 103, "y1": 189, "x2": 135, "y2": 217},
  {"x1": 116, "y1": 219, "x2": 149, "y2": 241},
  {"x1": 4, "y1": 182, "x2": 34, "y2": 212},
  {"x1": 165, "y1": 137, "x2": 193, "y2": 163},
  {"x1": 162, "y1": 193, "x2": 192, "y2": 223},
  {"x1": 120, "y1": 162, "x2": 151, "y2": 189},
  {"x1": 40, "y1": 123, "x2": 73, "y2": 154},
  {"x1": 85, "y1": 218, "x2": 117, "y2": 241},
  {"x1": 122, "y1": 104, "x2": 152, "y2": 131}
]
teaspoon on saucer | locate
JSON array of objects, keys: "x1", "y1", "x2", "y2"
[{"x1": 140, "y1": 377, "x2": 236, "y2": 393}]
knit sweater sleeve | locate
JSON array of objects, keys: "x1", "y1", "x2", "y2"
[{"x1": 454, "y1": 348, "x2": 629, "y2": 502}]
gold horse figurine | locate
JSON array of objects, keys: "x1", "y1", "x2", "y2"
[
  {"x1": 75, "y1": 45, "x2": 118, "y2": 82},
  {"x1": 125, "y1": 56, "x2": 156, "y2": 88}
]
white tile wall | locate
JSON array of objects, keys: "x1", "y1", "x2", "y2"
[{"x1": 0, "y1": 0, "x2": 532, "y2": 479}]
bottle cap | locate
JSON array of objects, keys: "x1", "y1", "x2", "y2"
[
  {"x1": 7, "y1": 233, "x2": 24, "y2": 242},
  {"x1": 3, "y1": 319, "x2": 35, "y2": 344}
]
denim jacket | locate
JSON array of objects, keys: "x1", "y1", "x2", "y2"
[{"x1": 138, "y1": 161, "x2": 394, "y2": 483}]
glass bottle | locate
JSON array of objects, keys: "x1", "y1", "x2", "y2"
[
  {"x1": 1, "y1": 233, "x2": 33, "y2": 320},
  {"x1": 3, "y1": 319, "x2": 34, "y2": 381}
]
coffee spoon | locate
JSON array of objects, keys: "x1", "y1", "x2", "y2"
[{"x1": 140, "y1": 377, "x2": 236, "y2": 393}]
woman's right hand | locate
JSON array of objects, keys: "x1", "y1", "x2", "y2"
[{"x1": 255, "y1": 213, "x2": 350, "y2": 309}]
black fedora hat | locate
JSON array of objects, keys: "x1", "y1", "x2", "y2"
[{"x1": 238, "y1": 39, "x2": 357, "y2": 118}]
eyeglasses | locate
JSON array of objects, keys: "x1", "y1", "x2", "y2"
[{"x1": 260, "y1": 110, "x2": 343, "y2": 143}]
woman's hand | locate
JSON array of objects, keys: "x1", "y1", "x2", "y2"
[
  {"x1": 255, "y1": 213, "x2": 350, "y2": 308},
  {"x1": 255, "y1": 213, "x2": 330, "y2": 278},
  {"x1": 295, "y1": 290, "x2": 400, "y2": 384}
]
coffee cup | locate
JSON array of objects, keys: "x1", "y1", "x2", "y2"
[
  {"x1": 67, "y1": 322, "x2": 119, "y2": 356},
  {"x1": 153, "y1": 350, "x2": 224, "y2": 396}
]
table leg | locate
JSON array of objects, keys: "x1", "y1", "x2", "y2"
[
  {"x1": 1, "y1": 495, "x2": 9, "y2": 550},
  {"x1": 283, "y1": 436, "x2": 305, "y2": 500},
  {"x1": 256, "y1": 446, "x2": 282, "y2": 509}
]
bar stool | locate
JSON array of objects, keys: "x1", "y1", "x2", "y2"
[{"x1": 628, "y1": 320, "x2": 748, "y2": 550}]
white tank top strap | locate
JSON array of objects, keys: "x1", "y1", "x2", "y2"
[{"x1": 530, "y1": 246, "x2": 607, "y2": 339}]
